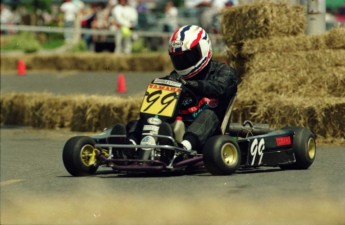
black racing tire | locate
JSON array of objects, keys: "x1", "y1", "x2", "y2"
[
  {"x1": 203, "y1": 135, "x2": 241, "y2": 175},
  {"x1": 280, "y1": 127, "x2": 316, "y2": 170},
  {"x1": 62, "y1": 136, "x2": 99, "y2": 176}
]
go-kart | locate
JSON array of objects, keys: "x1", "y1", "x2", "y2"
[{"x1": 62, "y1": 77, "x2": 316, "y2": 176}]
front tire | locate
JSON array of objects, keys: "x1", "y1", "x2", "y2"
[
  {"x1": 203, "y1": 135, "x2": 241, "y2": 175},
  {"x1": 63, "y1": 136, "x2": 99, "y2": 176},
  {"x1": 280, "y1": 127, "x2": 316, "y2": 169}
]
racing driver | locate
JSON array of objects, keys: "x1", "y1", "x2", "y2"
[
  {"x1": 127, "y1": 25, "x2": 238, "y2": 153},
  {"x1": 165, "y1": 24, "x2": 238, "y2": 152}
]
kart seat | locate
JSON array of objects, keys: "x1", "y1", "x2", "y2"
[{"x1": 220, "y1": 94, "x2": 237, "y2": 134}]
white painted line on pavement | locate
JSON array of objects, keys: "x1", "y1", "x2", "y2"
[{"x1": 0, "y1": 179, "x2": 24, "y2": 187}]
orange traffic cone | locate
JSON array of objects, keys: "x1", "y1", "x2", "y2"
[
  {"x1": 116, "y1": 73, "x2": 127, "y2": 93},
  {"x1": 17, "y1": 59, "x2": 26, "y2": 76}
]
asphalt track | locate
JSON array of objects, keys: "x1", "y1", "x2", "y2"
[
  {"x1": 1, "y1": 72, "x2": 345, "y2": 225},
  {"x1": 1, "y1": 71, "x2": 161, "y2": 96}
]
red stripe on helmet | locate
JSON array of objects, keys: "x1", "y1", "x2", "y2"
[
  {"x1": 169, "y1": 28, "x2": 181, "y2": 53},
  {"x1": 171, "y1": 28, "x2": 180, "y2": 42},
  {"x1": 190, "y1": 29, "x2": 203, "y2": 49}
]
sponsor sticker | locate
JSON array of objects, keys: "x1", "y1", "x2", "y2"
[
  {"x1": 153, "y1": 78, "x2": 182, "y2": 87},
  {"x1": 276, "y1": 136, "x2": 292, "y2": 146},
  {"x1": 143, "y1": 125, "x2": 159, "y2": 133},
  {"x1": 147, "y1": 117, "x2": 162, "y2": 125},
  {"x1": 140, "y1": 136, "x2": 156, "y2": 151},
  {"x1": 170, "y1": 40, "x2": 183, "y2": 48}
]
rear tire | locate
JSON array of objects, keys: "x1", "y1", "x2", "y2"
[
  {"x1": 203, "y1": 135, "x2": 241, "y2": 175},
  {"x1": 280, "y1": 127, "x2": 316, "y2": 170},
  {"x1": 62, "y1": 136, "x2": 99, "y2": 176}
]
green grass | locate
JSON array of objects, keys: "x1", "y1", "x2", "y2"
[
  {"x1": 0, "y1": 32, "x2": 66, "y2": 52},
  {"x1": 1, "y1": 32, "x2": 42, "y2": 53},
  {"x1": 41, "y1": 39, "x2": 65, "y2": 49}
]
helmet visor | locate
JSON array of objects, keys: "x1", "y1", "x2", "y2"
[{"x1": 170, "y1": 45, "x2": 202, "y2": 71}]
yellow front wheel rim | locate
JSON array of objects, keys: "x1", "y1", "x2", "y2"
[{"x1": 80, "y1": 144, "x2": 97, "y2": 167}]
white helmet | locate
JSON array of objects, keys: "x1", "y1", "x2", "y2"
[{"x1": 168, "y1": 25, "x2": 212, "y2": 79}]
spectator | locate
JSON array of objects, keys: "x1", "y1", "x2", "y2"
[
  {"x1": 60, "y1": 0, "x2": 82, "y2": 43},
  {"x1": 163, "y1": 1, "x2": 178, "y2": 33},
  {"x1": 184, "y1": 0, "x2": 212, "y2": 8},
  {"x1": 136, "y1": 0, "x2": 149, "y2": 30},
  {"x1": 0, "y1": 3, "x2": 14, "y2": 34},
  {"x1": 91, "y1": 2, "x2": 112, "y2": 43},
  {"x1": 81, "y1": 4, "x2": 97, "y2": 49},
  {"x1": 336, "y1": 4, "x2": 345, "y2": 23},
  {"x1": 199, "y1": 0, "x2": 227, "y2": 34},
  {"x1": 111, "y1": 0, "x2": 138, "y2": 54}
]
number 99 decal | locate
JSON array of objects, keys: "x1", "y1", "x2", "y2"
[
  {"x1": 250, "y1": 138, "x2": 265, "y2": 166},
  {"x1": 140, "y1": 84, "x2": 181, "y2": 117}
]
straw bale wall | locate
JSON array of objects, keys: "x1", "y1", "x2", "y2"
[
  {"x1": 221, "y1": 2, "x2": 305, "y2": 45},
  {"x1": 239, "y1": 66, "x2": 345, "y2": 98},
  {"x1": 0, "y1": 53, "x2": 172, "y2": 72},
  {"x1": 0, "y1": 93, "x2": 141, "y2": 132},
  {"x1": 226, "y1": 27, "x2": 345, "y2": 78},
  {"x1": 232, "y1": 95, "x2": 345, "y2": 140},
  {"x1": 1, "y1": 92, "x2": 343, "y2": 144},
  {"x1": 0, "y1": 53, "x2": 226, "y2": 72},
  {"x1": 221, "y1": 2, "x2": 345, "y2": 142},
  {"x1": 69, "y1": 95, "x2": 141, "y2": 132},
  {"x1": 236, "y1": 28, "x2": 345, "y2": 56},
  {"x1": 245, "y1": 50, "x2": 345, "y2": 72}
]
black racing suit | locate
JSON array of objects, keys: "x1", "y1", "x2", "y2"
[
  {"x1": 164, "y1": 59, "x2": 238, "y2": 150},
  {"x1": 127, "y1": 59, "x2": 238, "y2": 151}
]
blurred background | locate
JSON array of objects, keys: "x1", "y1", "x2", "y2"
[{"x1": 1, "y1": 0, "x2": 344, "y2": 54}]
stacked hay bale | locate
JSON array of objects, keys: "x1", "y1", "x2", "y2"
[
  {"x1": 222, "y1": 2, "x2": 345, "y2": 141},
  {"x1": 0, "y1": 53, "x2": 172, "y2": 72},
  {"x1": 0, "y1": 93, "x2": 142, "y2": 131}
]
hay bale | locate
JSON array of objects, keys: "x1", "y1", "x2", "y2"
[
  {"x1": 0, "y1": 53, "x2": 177, "y2": 72},
  {"x1": 0, "y1": 53, "x2": 224, "y2": 72},
  {"x1": 0, "y1": 93, "x2": 74, "y2": 128},
  {"x1": 225, "y1": 28, "x2": 345, "y2": 81},
  {"x1": 238, "y1": 66, "x2": 345, "y2": 98},
  {"x1": 69, "y1": 95, "x2": 141, "y2": 132},
  {"x1": 0, "y1": 93, "x2": 28, "y2": 125},
  {"x1": 29, "y1": 53, "x2": 122, "y2": 71},
  {"x1": 221, "y1": 3, "x2": 305, "y2": 45},
  {"x1": 321, "y1": 99, "x2": 345, "y2": 139},
  {"x1": 69, "y1": 96, "x2": 92, "y2": 131},
  {"x1": 324, "y1": 27, "x2": 345, "y2": 49},
  {"x1": 226, "y1": 27, "x2": 345, "y2": 58},
  {"x1": 26, "y1": 94, "x2": 74, "y2": 129},
  {"x1": 220, "y1": 2, "x2": 344, "y2": 142},
  {"x1": 232, "y1": 95, "x2": 345, "y2": 139},
  {"x1": 0, "y1": 55, "x2": 20, "y2": 71},
  {"x1": 245, "y1": 49, "x2": 345, "y2": 74},
  {"x1": 1, "y1": 92, "x2": 344, "y2": 141},
  {"x1": 0, "y1": 93, "x2": 142, "y2": 131},
  {"x1": 239, "y1": 34, "x2": 326, "y2": 56}
]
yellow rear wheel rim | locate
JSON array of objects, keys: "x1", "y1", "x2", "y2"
[
  {"x1": 221, "y1": 143, "x2": 238, "y2": 167},
  {"x1": 307, "y1": 138, "x2": 316, "y2": 160}
]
